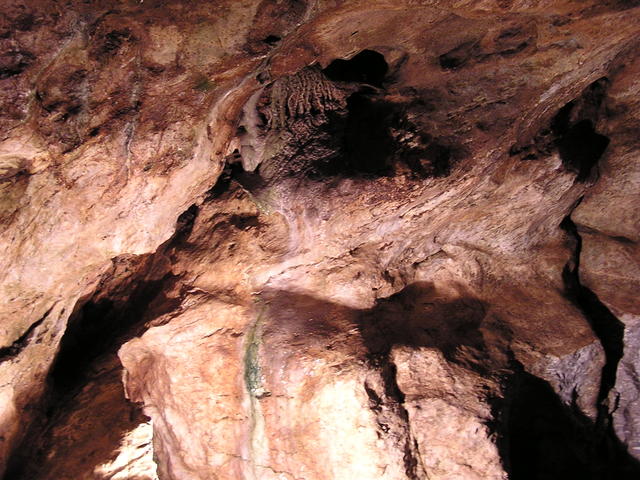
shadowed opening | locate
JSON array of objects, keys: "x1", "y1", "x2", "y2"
[
  {"x1": 557, "y1": 120, "x2": 610, "y2": 180},
  {"x1": 323, "y1": 49, "x2": 389, "y2": 87}
]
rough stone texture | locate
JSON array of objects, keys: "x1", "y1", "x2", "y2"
[
  {"x1": 1, "y1": 1, "x2": 640, "y2": 479},
  {"x1": 12, "y1": 352, "x2": 157, "y2": 480},
  {"x1": 391, "y1": 346, "x2": 505, "y2": 479},
  {"x1": 571, "y1": 52, "x2": 640, "y2": 462}
]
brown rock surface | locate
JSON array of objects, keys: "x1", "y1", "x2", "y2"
[
  {"x1": 1, "y1": 1, "x2": 640, "y2": 479},
  {"x1": 571, "y1": 52, "x2": 640, "y2": 463}
]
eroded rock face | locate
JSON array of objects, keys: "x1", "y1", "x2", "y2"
[
  {"x1": 2, "y1": 1, "x2": 640, "y2": 479},
  {"x1": 571, "y1": 53, "x2": 640, "y2": 463}
]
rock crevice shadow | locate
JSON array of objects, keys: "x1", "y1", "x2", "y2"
[{"x1": 259, "y1": 282, "x2": 640, "y2": 479}]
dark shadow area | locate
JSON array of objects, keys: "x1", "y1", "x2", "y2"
[
  {"x1": 260, "y1": 282, "x2": 488, "y2": 367},
  {"x1": 508, "y1": 368, "x2": 640, "y2": 480},
  {"x1": 205, "y1": 161, "x2": 248, "y2": 198},
  {"x1": 556, "y1": 120, "x2": 610, "y2": 181},
  {"x1": 259, "y1": 283, "x2": 640, "y2": 478},
  {"x1": 339, "y1": 90, "x2": 396, "y2": 176},
  {"x1": 510, "y1": 78, "x2": 610, "y2": 180},
  {"x1": 262, "y1": 34, "x2": 281, "y2": 46},
  {"x1": 0, "y1": 49, "x2": 35, "y2": 79},
  {"x1": 250, "y1": 86, "x2": 399, "y2": 181},
  {"x1": 307, "y1": 89, "x2": 454, "y2": 180},
  {"x1": 509, "y1": 370, "x2": 596, "y2": 480},
  {"x1": 259, "y1": 283, "x2": 490, "y2": 479},
  {"x1": 49, "y1": 273, "x2": 171, "y2": 391},
  {"x1": 91, "y1": 29, "x2": 134, "y2": 59},
  {"x1": 551, "y1": 78, "x2": 610, "y2": 180},
  {"x1": 561, "y1": 216, "x2": 625, "y2": 407},
  {"x1": 358, "y1": 282, "x2": 487, "y2": 366},
  {"x1": 4, "y1": 355, "x2": 153, "y2": 480},
  {"x1": 240, "y1": 52, "x2": 459, "y2": 184},
  {"x1": 3, "y1": 208, "x2": 200, "y2": 480},
  {"x1": 402, "y1": 138, "x2": 455, "y2": 178},
  {"x1": 556, "y1": 216, "x2": 637, "y2": 479},
  {"x1": 323, "y1": 49, "x2": 388, "y2": 87},
  {"x1": 438, "y1": 25, "x2": 534, "y2": 71},
  {"x1": 439, "y1": 41, "x2": 479, "y2": 70},
  {"x1": 4, "y1": 263, "x2": 176, "y2": 479},
  {"x1": 252, "y1": 86, "x2": 455, "y2": 182}
]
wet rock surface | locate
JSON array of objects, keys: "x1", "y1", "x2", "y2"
[{"x1": 1, "y1": 1, "x2": 640, "y2": 479}]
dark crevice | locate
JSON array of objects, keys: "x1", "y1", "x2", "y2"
[
  {"x1": 49, "y1": 268, "x2": 173, "y2": 391},
  {"x1": 557, "y1": 120, "x2": 610, "y2": 180},
  {"x1": 550, "y1": 214, "x2": 640, "y2": 479},
  {"x1": 171, "y1": 204, "x2": 199, "y2": 244},
  {"x1": 561, "y1": 215, "x2": 624, "y2": 413},
  {"x1": 209, "y1": 157, "x2": 268, "y2": 201},
  {"x1": 339, "y1": 91, "x2": 396, "y2": 176},
  {"x1": 262, "y1": 35, "x2": 281, "y2": 46},
  {"x1": 553, "y1": 79, "x2": 610, "y2": 181},
  {"x1": 439, "y1": 41, "x2": 479, "y2": 70},
  {"x1": 510, "y1": 78, "x2": 610, "y2": 179},
  {"x1": 506, "y1": 363, "x2": 640, "y2": 479},
  {"x1": 4, "y1": 206, "x2": 200, "y2": 479},
  {"x1": 205, "y1": 161, "x2": 247, "y2": 199},
  {"x1": 323, "y1": 49, "x2": 389, "y2": 88},
  {"x1": 507, "y1": 367, "x2": 600, "y2": 480},
  {"x1": 0, "y1": 308, "x2": 51, "y2": 362},
  {"x1": 368, "y1": 355, "x2": 422, "y2": 479}
]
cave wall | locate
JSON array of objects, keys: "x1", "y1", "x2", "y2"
[{"x1": 1, "y1": 0, "x2": 640, "y2": 479}]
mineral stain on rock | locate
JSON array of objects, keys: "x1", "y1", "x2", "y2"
[{"x1": 244, "y1": 310, "x2": 270, "y2": 399}]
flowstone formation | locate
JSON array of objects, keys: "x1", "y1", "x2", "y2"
[{"x1": 1, "y1": 1, "x2": 640, "y2": 479}]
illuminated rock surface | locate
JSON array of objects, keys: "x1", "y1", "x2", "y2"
[{"x1": 1, "y1": 1, "x2": 639, "y2": 479}]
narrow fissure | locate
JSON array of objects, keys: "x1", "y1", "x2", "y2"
[
  {"x1": 561, "y1": 215, "x2": 624, "y2": 414},
  {"x1": 0, "y1": 308, "x2": 51, "y2": 363},
  {"x1": 557, "y1": 214, "x2": 640, "y2": 478},
  {"x1": 366, "y1": 355, "x2": 425, "y2": 480},
  {"x1": 504, "y1": 207, "x2": 640, "y2": 480}
]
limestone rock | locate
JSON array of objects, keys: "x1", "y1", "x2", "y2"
[
  {"x1": 571, "y1": 52, "x2": 640, "y2": 463},
  {"x1": 1, "y1": 1, "x2": 640, "y2": 479}
]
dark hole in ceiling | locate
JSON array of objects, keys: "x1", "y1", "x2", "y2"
[
  {"x1": 556, "y1": 120, "x2": 610, "y2": 181},
  {"x1": 323, "y1": 49, "x2": 389, "y2": 88}
]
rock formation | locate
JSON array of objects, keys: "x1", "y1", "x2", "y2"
[{"x1": 1, "y1": 1, "x2": 639, "y2": 479}]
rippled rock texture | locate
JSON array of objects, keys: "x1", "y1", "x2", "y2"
[{"x1": 1, "y1": 1, "x2": 640, "y2": 479}]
